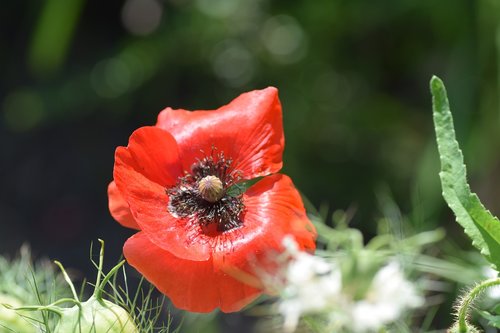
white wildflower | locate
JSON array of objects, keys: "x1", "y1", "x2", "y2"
[
  {"x1": 278, "y1": 236, "x2": 342, "y2": 333},
  {"x1": 350, "y1": 261, "x2": 424, "y2": 332},
  {"x1": 272, "y1": 237, "x2": 423, "y2": 333}
]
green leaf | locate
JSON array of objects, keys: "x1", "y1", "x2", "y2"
[
  {"x1": 477, "y1": 310, "x2": 500, "y2": 328},
  {"x1": 226, "y1": 177, "x2": 263, "y2": 197},
  {"x1": 431, "y1": 75, "x2": 500, "y2": 269}
]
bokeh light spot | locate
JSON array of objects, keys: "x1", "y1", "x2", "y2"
[
  {"x1": 122, "y1": 0, "x2": 163, "y2": 36},
  {"x1": 196, "y1": 0, "x2": 240, "y2": 18},
  {"x1": 91, "y1": 58, "x2": 133, "y2": 98},
  {"x1": 3, "y1": 89, "x2": 45, "y2": 132},
  {"x1": 261, "y1": 15, "x2": 307, "y2": 64},
  {"x1": 212, "y1": 40, "x2": 255, "y2": 87}
]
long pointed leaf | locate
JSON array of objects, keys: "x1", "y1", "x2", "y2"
[{"x1": 431, "y1": 75, "x2": 500, "y2": 269}]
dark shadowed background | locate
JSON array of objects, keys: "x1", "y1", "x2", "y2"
[{"x1": 1, "y1": 0, "x2": 500, "y2": 330}]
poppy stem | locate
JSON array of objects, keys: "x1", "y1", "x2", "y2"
[{"x1": 456, "y1": 277, "x2": 500, "y2": 332}]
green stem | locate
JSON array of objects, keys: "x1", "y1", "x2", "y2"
[
  {"x1": 458, "y1": 277, "x2": 500, "y2": 332},
  {"x1": 94, "y1": 260, "x2": 126, "y2": 301},
  {"x1": 54, "y1": 260, "x2": 79, "y2": 301},
  {"x1": 93, "y1": 239, "x2": 105, "y2": 294}
]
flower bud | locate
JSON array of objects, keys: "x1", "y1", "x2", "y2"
[{"x1": 54, "y1": 296, "x2": 138, "y2": 333}]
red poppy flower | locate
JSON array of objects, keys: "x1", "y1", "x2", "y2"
[{"x1": 108, "y1": 87, "x2": 316, "y2": 313}]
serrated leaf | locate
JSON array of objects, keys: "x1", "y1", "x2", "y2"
[{"x1": 431, "y1": 75, "x2": 500, "y2": 270}]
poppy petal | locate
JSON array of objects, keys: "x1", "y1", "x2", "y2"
[
  {"x1": 213, "y1": 174, "x2": 316, "y2": 277},
  {"x1": 124, "y1": 232, "x2": 261, "y2": 313},
  {"x1": 113, "y1": 132, "x2": 211, "y2": 261},
  {"x1": 156, "y1": 87, "x2": 283, "y2": 180},
  {"x1": 107, "y1": 181, "x2": 139, "y2": 230},
  {"x1": 126, "y1": 126, "x2": 183, "y2": 187}
]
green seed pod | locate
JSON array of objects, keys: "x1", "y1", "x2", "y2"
[
  {"x1": 0, "y1": 294, "x2": 33, "y2": 333},
  {"x1": 54, "y1": 296, "x2": 138, "y2": 333}
]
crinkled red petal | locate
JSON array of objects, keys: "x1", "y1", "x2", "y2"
[
  {"x1": 113, "y1": 127, "x2": 211, "y2": 261},
  {"x1": 125, "y1": 126, "x2": 183, "y2": 187},
  {"x1": 124, "y1": 232, "x2": 261, "y2": 313},
  {"x1": 213, "y1": 174, "x2": 317, "y2": 278},
  {"x1": 156, "y1": 87, "x2": 284, "y2": 180},
  {"x1": 107, "y1": 181, "x2": 139, "y2": 230}
]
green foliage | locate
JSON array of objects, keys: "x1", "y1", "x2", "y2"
[
  {"x1": 431, "y1": 76, "x2": 500, "y2": 270},
  {"x1": 477, "y1": 309, "x2": 500, "y2": 329},
  {"x1": 49, "y1": 247, "x2": 139, "y2": 333},
  {"x1": 2, "y1": 241, "x2": 176, "y2": 333},
  {"x1": 0, "y1": 246, "x2": 70, "y2": 331},
  {"x1": 0, "y1": 294, "x2": 33, "y2": 333}
]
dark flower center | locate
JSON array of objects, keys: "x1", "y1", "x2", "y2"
[{"x1": 167, "y1": 150, "x2": 244, "y2": 233}]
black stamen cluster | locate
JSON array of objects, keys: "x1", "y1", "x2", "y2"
[
  {"x1": 167, "y1": 151, "x2": 244, "y2": 232},
  {"x1": 188, "y1": 150, "x2": 240, "y2": 186}
]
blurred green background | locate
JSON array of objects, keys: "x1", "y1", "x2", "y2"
[{"x1": 1, "y1": 0, "x2": 500, "y2": 331}]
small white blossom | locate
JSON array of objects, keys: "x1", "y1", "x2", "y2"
[
  {"x1": 350, "y1": 261, "x2": 424, "y2": 332},
  {"x1": 278, "y1": 236, "x2": 342, "y2": 333},
  {"x1": 272, "y1": 237, "x2": 423, "y2": 333}
]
